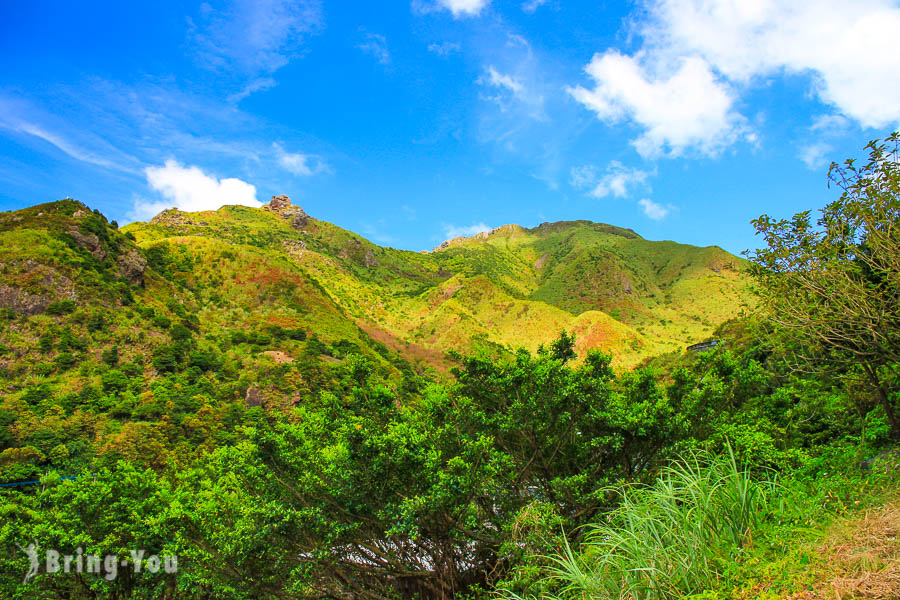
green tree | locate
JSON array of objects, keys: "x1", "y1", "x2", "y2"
[{"x1": 748, "y1": 134, "x2": 900, "y2": 439}]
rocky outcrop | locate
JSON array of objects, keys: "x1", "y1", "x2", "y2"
[
  {"x1": 264, "y1": 195, "x2": 308, "y2": 229},
  {"x1": 117, "y1": 250, "x2": 147, "y2": 286},
  {"x1": 150, "y1": 209, "x2": 195, "y2": 227},
  {"x1": 0, "y1": 285, "x2": 52, "y2": 316},
  {"x1": 245, "y1": 386, "x2": 261, "y2": 408},
  {"x1": 0, "y1": 262, "x2": 76, "y2": 315},
  {"x1": 67, "y1": 228, "x2": 106, "y2": 259},
  {"x1": 282, "y1": 239, "x2": 307, "y2": 260},
  {"x1": 364, "y1": 248, "x2": 378, "y2": 268}
]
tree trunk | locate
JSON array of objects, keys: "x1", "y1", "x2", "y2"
[{"x1": 864, "y1": 363, "x2": 900, "y2": 441}]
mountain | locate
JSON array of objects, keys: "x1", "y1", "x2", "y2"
[{"x1": 0, "y1": 196, "x2": 750, "y2": 383}]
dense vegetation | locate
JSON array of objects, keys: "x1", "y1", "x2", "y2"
[{"x1": 0, "y1": 136, "x2": 897, "y2": 599}]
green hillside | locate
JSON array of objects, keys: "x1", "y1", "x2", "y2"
[{"x1": 120, "y1": 195, "x2": 751, "y2": 369}]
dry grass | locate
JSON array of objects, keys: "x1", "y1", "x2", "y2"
[{"x1": 793, "y1": 498, "x2": 900, "y2": 600}]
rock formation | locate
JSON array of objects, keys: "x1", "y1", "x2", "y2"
[{"x1": 264, "y1": 195, "x2": 308, "y2": 229}]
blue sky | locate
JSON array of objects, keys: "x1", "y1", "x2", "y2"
[{"x1": 1, "y1": 0, "x2": 898, "y2": 255}]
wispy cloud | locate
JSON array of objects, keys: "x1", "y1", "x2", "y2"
[
  {"x1": 443, "y1": 222, "x2": 492, "y2": 239},
  {"x1": 480, "y1": 66, "x2": 524, "y2": 96},
  {"x1": 521, "y1": 0, "x2": 548, "y2": 13},
  {"x1": 427, "y1": 41, "x2": 461, "y2": 56},
  {"x1": 13, "y1": 122, "x2": 139, "y2": 174},
  {"x1": 273, "y1": 142, "x2": 330, "y2": 176},
  {"x1": 419, "y1": 0, "x2": 489, "y2": 18},
  {"x1": 357, "y1": 31, "x2": 391, "y2": 65},
  {"x1": 571, "y1": 161, "x2": 651, "y2": 199},
  {"x1": 0, "y1": 96, "x2": 142, "y2": 175},
  {"x1": 226, "y1": 77, "x2": 278, "y2": 103},
  {"x1": 189, "y1": 0, "x2": 323, "y2": 92}
]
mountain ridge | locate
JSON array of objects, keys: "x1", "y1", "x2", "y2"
[{"x1": 1, "y1": 196, "x2": 751, "y2": 375}]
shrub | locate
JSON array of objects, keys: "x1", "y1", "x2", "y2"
[
  {"x1": 38, "y1": 334, "x2": 54, "y2": 353},
  {"x1": 152, "y1": 315, "x2": 172, "y2": 330},
  {"x1": 152, "y1": 346, "x2": 178, "y2": 373},
  {"x1": 101, "y1": 369, "x2": 129, "y2": 393},
  {"x1": 102, "y1": 345, "x2": 119, "y2": 366},
  {"x1": 54, "y1": 351, "x2": 78, "y2": 370},
  {"x1": 46, "y1": 300, "x2": 76, "y2": 315}
]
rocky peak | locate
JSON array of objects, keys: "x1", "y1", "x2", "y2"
[{"x1": 264, "y1": 195, "x2": 308, "y2": 229}]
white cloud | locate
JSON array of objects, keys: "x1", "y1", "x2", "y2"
[
  {"x1": 569, "y1": 165, "x2": 599, "y2": 189},
  {"x1": 570, "y1": 0, "x2": 900, "y2": 158},
  {"x1": 569, "y1": 53, "x2": 745, "y2": 157},
  {"x1": 272, "y1": 142, "x2": 329, "y2": 176},
  {"x1": 428, "y1": 41, "x2": 461, "y2": 56},
  {"x1": 798, "y1": 142, "x2": 833, "y2": 171},
  {"x1": 570, "y1": 161, "x2": 651, "y2": 198},
  {"x1": 357, "y1": 32, "x2": 391, "y2": 65},
  {"x1": 594, "y1": 161, "x2": 650, "y2": 198},
  {"x1": 190, "y1": 0, "x2": 323, "y2": 77},
  {"x1": 10, "y1": 121, "x2": 139, "y2": 174},
  {"x1": 638, "y1": 198, "x2": 671, "y2": 220},
  {"x1": 435, "y1": 0, "x2": 489, "y2": 17},
  {"x1": 639, "y1": 0, "x2": 900, "y2": 128},
  {"x1": 443, "y1": 222, "x2": 492, "y2": 239},
  {"x1": 477, "y1": 65, "x2": 546, "y2": 122},
  {"x1": 133, "y1": 160, "x2": 261, "y2": 220},
  {"x1": 226, "y1": 77, "x2": 278, "y2": 103},
  {"x1": 480, "y1": 66, "x2": 524, "y2": 96},
  {"x1": 521, "y1": 0, "x2": 548, "y2": 13}
]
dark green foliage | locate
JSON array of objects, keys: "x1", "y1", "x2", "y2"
[
  {"x1": 45, "y1": 299, "x2": 76, "y2": 315},
  {"x1": 38, "y1": 333, "x2": 54, "y2": 353},
  {"x1": 169, "y1": 323, "x2": 192, "y2": 342},
  {"x1": 151, "y1": 314, "x2": 171, "y2": 329},
  {"x1": 188, "y1": 349, "x2": 219, "y2": 371},
  {"x1": 101, "y1": 369, "x2": 129, "y2": 393},
  {"x1": 102, "y1": 345, "x2": 119, "y2": 366},
  {"x1": 151, "y1": 345, "x2": 178, "y2": 373},
  {"x1": 54, "y1": 351, "x2": 78, "y2": 370},
  {"x1": 86, "y1": 311, "x2": 106, "y2": 332}
]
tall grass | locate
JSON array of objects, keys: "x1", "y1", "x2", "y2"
[{"x1": 514, "y1": 448, "x2": 774, "y2": 600}]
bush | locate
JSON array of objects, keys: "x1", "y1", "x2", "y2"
[
  {"x1": 152, "y1": 315, "x2": 171, "y2": 330},
  {"x1": 152, "y1": 346, "x2": 178, "y2": 373},
  {"x1": 101, "y1": 369, "x2": 129, "y2": 393},
  {"x1": 102, "y1": 345, "x2": 119, "y2": 366},
  {"x1": 45, "y1": 300, "x2": 76, "y2": 315},
  {"x1": 87, "y1": 312, "x2": 106, "y2": 332},
  {"x1": 54, "y1": 351, "x2": 78, "y2": 370}
]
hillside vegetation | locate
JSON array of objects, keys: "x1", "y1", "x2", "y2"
[
  {"x1": 0, "y1": 136, "x2": 897, "y2": 599},
  {"x1": 122, "y1": 195, "x2": 750, "y2": 369}
]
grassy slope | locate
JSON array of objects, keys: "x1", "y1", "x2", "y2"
[{"x1": 119, "y1": 200, "x2": 753, "y2": 369}]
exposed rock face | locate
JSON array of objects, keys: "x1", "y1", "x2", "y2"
[
  {"x1": 282, "y1": 239, "x2": 307, "y2": 260},
  {"x1": 0, "y1": 285, "x2": 52, "y2": 316},
  {"x1": 263, "y1": 350, "x2": 294, "y2": 364},
  {"x1": 268, "y1": 195, "x2": 292, "y2": 212},
  {"x1": 117, "y1": 250, "x2": 147, "y2": 286},
  {"x1": 264, "y1": 195, "x2": 308, "y2": 229},
  {"x1": 364, "y1": 248, "x2": 378, "y2": 268},
  {"x1": 245, "y1": 386, "x2": 261, "y2": 408},
  {"x1": 0, "y1": 262, "x2": 76, "y2": 315},
  {"x1": 67, "y1": 228, "x2": 106, "y2": 259},
  {"x1": 150, "y1": 209, "x2": 195, "y2": 227}
]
